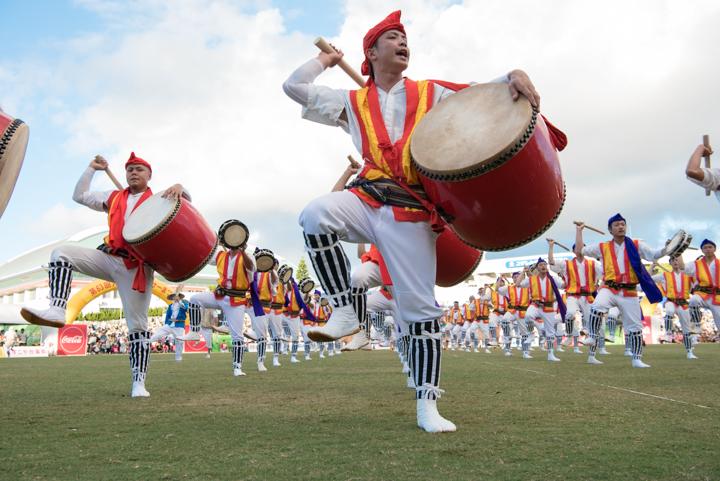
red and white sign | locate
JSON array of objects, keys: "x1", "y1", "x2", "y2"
[
  {"x1": 57, "y1": 324, "x2": 88, "y2": 356},
  {"x1": 6, "y1": 346, "x2": 50, "y2": 358},
  {"x1": 182, "y1": 326, "x2": 208, "y2": 353}
]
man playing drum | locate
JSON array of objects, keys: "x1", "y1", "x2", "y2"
[
  {"x1": 517, "y1": 259, "x2": 565, "y2": 362},
  {"x1": 500, "y1": 273, "x2": 532, "y2": 358},
  {"x1": 548, "y1": 239, "x2": 602, "y2": 354},
  {"x1": 186, "y1": 221, "x2": 257, "y2": 376},
  {"x1": 652, "y1": 256, "x2": 698, "y2": 359},
  {"x1": 283, "y1": 10, "x2": 539, "y2": 432},
  {"x1": 576, "y1": 214, "x2": 666, "y2": 368},
  {"x1": 21, "y1": 153, "x2": 187, "y2": 397},
  {"x1": 683, "y1": 239, "x2": 720, "y2": 340}
]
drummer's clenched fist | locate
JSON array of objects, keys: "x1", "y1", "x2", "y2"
[
  {"x1": 508, "y1": 70, "x2": 540, "y2": 110},
  {"x1": 162, "y1": 184, "x2": 184, "y2": 200},
  {"x1": 318, "y1": 44, "x2": 344, "y2": 69},
  {"x1": 90, "y1": 155, "x2": 108, "y2": 171}
]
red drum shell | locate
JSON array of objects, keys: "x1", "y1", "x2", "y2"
[
  {"x1": 435, "y1": 228, "x2": 483, "y2": 287},
  {"x1": 126, "y1": 198, "x2": 217, "y2": 282},
  {"x1": 419, "y1": 115, "x2": 564, "y2": 251},
  {"x1": 0, "y1": 110, "x2": 30, "y2": 218}
]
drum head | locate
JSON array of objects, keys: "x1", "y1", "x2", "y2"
[
  {"x1": 254, "y1": 249, "x2": 275, "y2": 272},
  {"x1": 666, "y1": 230, "x2": 691, "y2": 257},
  {"x1": 219, "y1": 220, "x2": 248, "y2": 249},
  {"x1": 299, "y1": 278, "x2": 315, "y2": 294},
  {"x1": 320, "y1": 298, "x2": 329, "y2": 307},
  {"x1": 411, "y1": 83, "x2": 533, "y2": 177},
  {"x1": 122, "y1": 194, "x2": 180, "y2": 244},
  {"x1": 279, "y1": 265, "x2": 293, "y2": 284},
  {"x1": 0, "y1": 118, "x2": 29, "y2": 219}
]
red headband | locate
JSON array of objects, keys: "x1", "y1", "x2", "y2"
[
  {"x1": 361, "y1": 10, "x2": 406, "y2": 77},
  {"x1": 125, "y1": 152, "x2": 152, "y2": 172}
]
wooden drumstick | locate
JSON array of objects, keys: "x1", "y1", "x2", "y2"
[
  {"x1": 94, "y1": 155, "x2": 124, "y2": 190},
  {"x1": 105, "y1": 167, "x2": 124, "y2": 190},
  {"x1": 547, "y1": 239, "x2": 572, "y2": 252},
  {"x1": 573, "y1": 221, "x2": 605, "y2": 235},
  {"x1": 703, "y1": 134, "x2": 712, "y2": 196},
  {"x1": 314, "y1": 37, "x2": 366, "y2": 88}
]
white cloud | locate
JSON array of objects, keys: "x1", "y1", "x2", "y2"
[{"x1": 2, "y1": 0, "x2": 720, "y2": 265}]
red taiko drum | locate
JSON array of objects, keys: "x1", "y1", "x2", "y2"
[
  {"x1": 0, "y1": 110, "x2": 30, "y2": 218},
  {"x1": 411, "y1": 83, "x2": 565, "y2": 251},
  {"x1": 123, "y1": 194, "x2": 217, "y2": 281},
  {"x1": 435, "y1": 229, "x2": 483, "y2": 287}
]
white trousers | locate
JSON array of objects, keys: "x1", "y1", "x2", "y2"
[
  {"x1": 351, "y1": 261, "x2": 383, "y2": 289},
  {"x1": 267, "y1": 312, "x2": 285, "y2": 339},
  {"x1": 504, "y1": 312, "x2": 528, "y2": 336},
  {"x1": 565, "y1": 295, "x2": 592, "y2": 335},
  {"x1": 190, "y1": 291, "x2": 248, "y2": 341},
  {"x1": 591, "y1": 288, "x2": 643, "y2": 333},
  {"x1": 689, "y1": 294, "x2": 720, "y2": 331},
  {"x1": 201, "y1": 327, "x2": 213, "y2": 348},
  {"x1": 150, "y1": 325, "x2": 184, "y2": 343},
  {"x1": 664, "y1": 302, "x2": 692, "y2": 333},
  {"x1": 367, "y1": 289, "x2": 401, "y2": 323},
  {"x1": 286, "y1": 316, "x2": 302, "y2": 341},
  {"x1": 300, "y1": 191, "x2": 442, "y2": 323},
  {"x1": 52, "y1": 245, "x2": 153, "y2": 334}
]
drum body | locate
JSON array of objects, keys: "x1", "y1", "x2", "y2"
[
  {"x1": 411, "y1": 84, "x2": 565, "y2": 251},
  {"x1": 435, "y1": 229, "x2": 483, "y2": 287},
  {"x1": 665, "y1": 230, "x2": 692, "y2": 258},
  {"x1": 0, "y1": 110, "x2": 30, "y2": 218},
  {"x1": 123, "y1": 194, "x2": 217, "y2": 281},
  {"x1": 254, "y1": 249, "x2": 275, "y2": 272}
]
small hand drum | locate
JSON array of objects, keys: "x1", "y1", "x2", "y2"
[
  {"x1": 254, "y1": 248, "x2": 275, "y2": 272},
  {"x1": 664, "y1": 230, "x2": 692, "y2": 258},
  {"x1": 218, "y1": 219, "x2": 248, "y2": 250},
  {"x1": 278, "y1": 264, "x2": 293, "y2": 284},
  {"x1": 298, "y1": 278, "x2": 315, "y2": 294},
  {"x1": 320, "y1": 298, "x2": 329, "y2": 307}
]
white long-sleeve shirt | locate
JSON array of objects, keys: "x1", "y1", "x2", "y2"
[
  {"x1": 282, "y1": 58, "x2": 508, "y2": 154},
  {"x1": 550, "y1": 257, "x2": 603, "y2": 289},
  {"x1": 582, "y1": 240, "x2": 663, "y2": 277},
  {"x1": 72, "y1": 167, "x2": 192, "y2": 218}
]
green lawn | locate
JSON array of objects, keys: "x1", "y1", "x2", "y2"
[{"x1": 1, "y1": 345, "x2": 718, "y2": 481}]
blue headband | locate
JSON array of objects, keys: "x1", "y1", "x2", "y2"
[
  {"x1": 536, "y1": 257, "x2": 547, "y2": 264},
  {"x1": 701, "y1": 239, "x2": 716, "y2": 248},
  {"x1": 608, "y1": 213, "x2": 626, "y2": 228}
]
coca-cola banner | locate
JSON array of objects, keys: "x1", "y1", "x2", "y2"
[{"x1": 57, "y1": 324, "x2": 88, "y2": 356}]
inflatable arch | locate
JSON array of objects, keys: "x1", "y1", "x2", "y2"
[{"x1": 65, "y1": 279, "x2": 175, "y2": 324}]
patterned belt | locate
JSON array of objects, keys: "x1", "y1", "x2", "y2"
[
  {"x1": 693, "y1": 286, "x2": 717, "y2": 295},
  {"x1": 567, "y1": 291, "x2": 593, "y2": 297},
  {"x1": 347, "y1": 177, "x2": 429, "y2": 211},
  {"x1": 667, "y1": 298, "x2": 689, "y2": 306},
  {"x1": 271, "y1": 303, "x2": 284, "y2": 310},
  {"x1": 605, "y1": 281, "x2": 637, "y2": 291},
  {"x1": 512, "y1": 306, "x2": 528, "y2": 311},
  {"x1": 216, "y1": 287, "x2": 247, "y2": 297}
]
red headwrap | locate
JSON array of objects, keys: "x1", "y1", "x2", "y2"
[
  {"x1": 125, "y1": 152, "x2": 152, "y2": 172},
  {"x1": 361, "y1": 10, "x2": 406, "y2": 76}
]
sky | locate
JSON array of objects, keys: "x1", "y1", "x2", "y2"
[{"x1": 1, "y1": 0, "x2": 719, "y2": 271}]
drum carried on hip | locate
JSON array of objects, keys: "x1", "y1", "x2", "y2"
[
  {"x1": 411, "y1": 83, "x2": 566, "y2": 251},
  {"x1": 435, "y1": 229, "x2": 483, "y2": 287},
  {"x1": 0, "y1": 110, "x2": 30, "y2": 219},
  {"x1": 122, "y1": 194, "x2": 217, "y2": 282}
]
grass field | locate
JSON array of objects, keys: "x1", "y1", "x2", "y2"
[{"x1": 2, "y1": 344, "x2": 719, "y2": 481}]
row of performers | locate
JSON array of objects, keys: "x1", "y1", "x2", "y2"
[
  {"x1": 439, "y1": 225, "x2": 720, "y2": 365},
  {"x1": 152, "y1": 285, "x2": 352, "y2": 365}
]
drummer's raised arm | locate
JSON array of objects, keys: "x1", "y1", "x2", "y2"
[
  {"x1": 72, "y1": 158, "x2": 112, "y2": 212},
  {"x1": 685, "y1": 144, "x2": 717, "y2": 191},
  {"x1": 638, "y1": 241, "x2": 664, "y2": 262},
  {"x1": 241, "y1": 249, "x2": 256, "y2": 273},
  {"x1": 282, "y1": 56, "x2": 348, "y2": 127}
]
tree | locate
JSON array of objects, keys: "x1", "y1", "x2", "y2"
[{"x1": 296, "y1": 257, "x2": 310, "y2": 281}]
